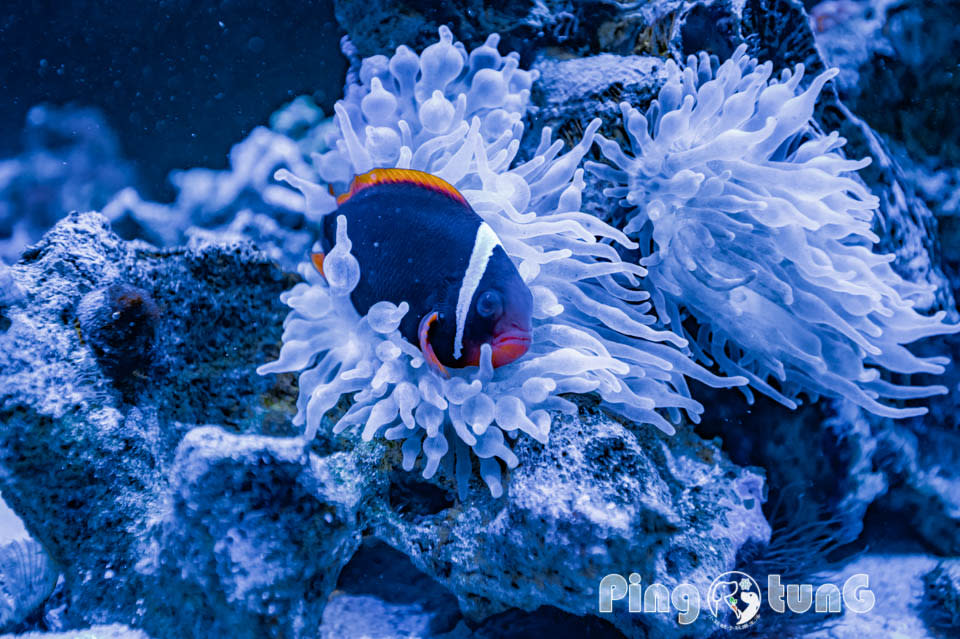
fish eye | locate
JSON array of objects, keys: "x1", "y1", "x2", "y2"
[{"x1": 476, "y1": 290, "x2": 503, "y2": 319}]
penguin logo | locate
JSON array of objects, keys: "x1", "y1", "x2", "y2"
[{"x1": 707, "y1": 571, "x2": 762, "y2": 629}]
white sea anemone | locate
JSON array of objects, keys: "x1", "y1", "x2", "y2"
[
  {"x1": 588, "y1": 44, "x2": 958, "y2": 418},
  {"x1": 258, "y1": 28, "x2": 744, "y2": 497}
]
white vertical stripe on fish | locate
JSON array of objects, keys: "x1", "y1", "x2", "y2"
[{"x1": 454, "y1": 222, "x2": 501, "y2": 359}]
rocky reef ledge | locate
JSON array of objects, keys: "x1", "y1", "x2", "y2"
[{"x1": 0, "y1": 212, "x2": 769, "y2": 638}]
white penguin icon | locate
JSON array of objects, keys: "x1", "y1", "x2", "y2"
[{"x1": 737, "y1": 590, "x2": 761, "y2": 625}]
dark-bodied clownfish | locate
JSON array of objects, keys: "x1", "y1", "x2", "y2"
[{"x1": 313, "y1": 168, "x2": 534, "y2": 377}]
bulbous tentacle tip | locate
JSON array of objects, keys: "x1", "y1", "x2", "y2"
[
  {"x1": 595, "y1": 43, "x2": 959, "y2": 417},
  {"x1": 946, "y1": 322, "x2": 960, "y2": 335},
  {"x1": 583, "y1": 160, "x2": 605, "y2": 174},
  {"x1": 658, "y1": 421, "x2": 678, "y2": 435}
]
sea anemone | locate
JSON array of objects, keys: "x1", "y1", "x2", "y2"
[
  {"x1": 587, "y1": 44, "x2": 959, "y2": 418},
  {"x1": 258, "y1": 28, "x2": 743, "y2": 497},
  {"x1": 103, "y1": 126, "x2": 314, "y2": 249}
]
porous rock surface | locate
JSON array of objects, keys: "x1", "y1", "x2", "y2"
[
  {"x1": 0, "y1": 626, "x2": 151, "y2": 639},
  {"x1": 0, "y1": 212, "x2": 771, "y2": 638},
  {"x1": 370, "y1": 405, "x2": 769, "y2": 639}
]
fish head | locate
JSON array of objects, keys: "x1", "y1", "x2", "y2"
[{"x1": 459, "y1": 249, "x2": 533, "y2": 368}]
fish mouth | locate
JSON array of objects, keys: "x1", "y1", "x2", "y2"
[{"x1": 490, "y1": 330, "x2": 532, "y2": 367}]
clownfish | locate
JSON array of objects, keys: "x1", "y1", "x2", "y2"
[{"x1": 314, "y1": 168, "x2": 533, "y2": 377}]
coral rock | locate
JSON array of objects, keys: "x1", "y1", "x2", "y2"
[
  {"x1": 922, "y1": 559, "x2": 960, "y2": 632},
  {"x1": 143, "y1": 426, "x2": 375, "y2": 638},
  {"x1": 366, "y1": 403, "x2": 770, "y2": 639}
]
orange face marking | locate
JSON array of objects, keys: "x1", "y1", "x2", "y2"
[
  {"x1": 418, "y1": 311, "x2": 449, "y2": 378},
  {"x1": 490, "y1": 333, "x2": 531, "y2": 367},
  {"x1": 335, "y1": 168, "x2": 468, "y2": 207},
  {"x1": 311, "y1": 252, "x2": 326, "y2": 278}
]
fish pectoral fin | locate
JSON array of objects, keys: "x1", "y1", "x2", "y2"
[
  {"x1": 311, "y1": 252, "x2": 326, "y2": 278},
  {"x1": 418, "y1": 311, "x2": 449, "y2": 379}
]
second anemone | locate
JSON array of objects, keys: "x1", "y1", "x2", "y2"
[{"x1": 588, "y1": 45, "x2": 958, "y2": 418}]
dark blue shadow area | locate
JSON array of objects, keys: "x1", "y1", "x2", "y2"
[{"x1": 0, "y1": 0, "x2": 346, "y2": 200}]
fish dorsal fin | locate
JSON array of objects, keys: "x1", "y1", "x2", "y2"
[{"x1": 336, "y1": 168, "x2": 469, "y2": 207}]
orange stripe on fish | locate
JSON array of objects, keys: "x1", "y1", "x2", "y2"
[
  {"x1": 418, "y1": 311, "x2": 449, "y2": 378},
  {"x1": 311, "y1": 252, "x2": 326, "y2": 278},
  {"x1": 335, "y1": 168, "x2": 468, "y2": 207}
]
